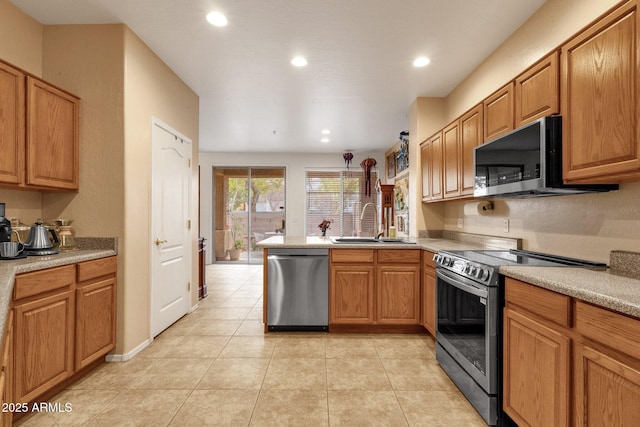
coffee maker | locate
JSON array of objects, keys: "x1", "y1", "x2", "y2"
[{"x1": 0, "y1": 203, "x2": 11, "y2": 243}]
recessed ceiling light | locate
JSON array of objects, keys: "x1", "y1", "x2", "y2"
[
  {"x1": 321, "y1": 129, "x2": 331, "y2": 135},
  {"x1": 291, "y1": 56, "x2": 308, "y2": 67},
  {"x1": 413, "y1": 56, "x2": 431, "y2": 67},
  {"x1": 206, "y1": 12, "x2": 228, "y2": 27},
  {"x1": 321, "y1": 137, "x2": 330, "y2": 143}
]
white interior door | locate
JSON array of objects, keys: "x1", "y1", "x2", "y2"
[{"x1": 151, "y1": 118, "x2": 192, "y2": 337}]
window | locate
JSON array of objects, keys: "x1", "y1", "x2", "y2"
[{"x1": 305, "y1": 170, "x2": 378, "y2": 237}]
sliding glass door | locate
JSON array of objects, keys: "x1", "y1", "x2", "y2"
[{"x1": 213, "y1": 167, "x2": 285, "y2": 264}]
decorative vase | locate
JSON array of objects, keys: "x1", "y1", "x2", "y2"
[
  {"x1": 228, "y1": 249, "x2": 241, "y2": 261},
  {"x1": 322, "y1": 230, "x2": 327, "y2": 237}
]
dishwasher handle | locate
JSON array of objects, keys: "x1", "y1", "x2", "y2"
[{"x1": 268, "y1": 254, "x2": 328, "y2": 259}]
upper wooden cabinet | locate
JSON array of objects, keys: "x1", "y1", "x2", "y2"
[
  {"x1": 27, "y1": 77, "x2": 80, "y2": 190},
  {"x1": 421, "y1": 132, "x2": 443, "y2": 202},
  {"x1": 515, "y1": 51, "x2": 559, "y2": 127},
  {"x1": 425, "y1": 104, "x2": 483, "y2": 202},
  {"x1": 483, "y1": 82, "x2": 514, "y2": 142},
  {"x1": 459, "y1": 105, "x2": 483, "y2": 195},
  {"x1": 0, "y1": 59, "x2": 80, "y2": 191},
  {"x1": 561, "y1": 0, "x2": 640, "y2": 183},
  {"x1": 442, "y1": 121, "x2": 460, "y2": 199},
  {"x1": 420, "y1": 139, "x2": 431, "y2": 201},
  {"x1": 0, "y1": 61, "x2": 25, "y2": 186}
]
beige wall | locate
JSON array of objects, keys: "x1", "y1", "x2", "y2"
[
  {"x1": 123, "y1": 28, "x2": 199, "y2": 352},
  {"x1": 0, "y1": 0, "x2": 42, "y2": 75},
  {"x1": 419, "y1": 0, "x2": 639, "y2": 263},
  {"x1": 0, "y1": 0, "x2": 43, "y2": 220},
  {"x1": 1, "y1": 2, "x2": 199, "y2": 356}
]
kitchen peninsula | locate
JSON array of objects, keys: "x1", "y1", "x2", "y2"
[{"x1": 259, "y1": 234, "x2": 640, "y2": 332}]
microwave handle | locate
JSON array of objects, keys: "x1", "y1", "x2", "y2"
[{"x1": 436, "y1": 269, "x2": 488, "y2": 299}]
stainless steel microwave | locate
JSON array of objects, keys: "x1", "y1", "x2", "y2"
[{"x1": 473, "y1": 116, "x2": 618, "y2": 198}]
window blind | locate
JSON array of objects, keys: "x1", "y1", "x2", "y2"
[{"x1": 305, "y1": 170, "x2": 378, "y2": 237}]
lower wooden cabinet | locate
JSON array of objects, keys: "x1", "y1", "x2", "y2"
[
  {"x1": 0, "y1": 312, "x2": 13, "y2": 427},
  {"x1": 574, "y1": 342, "x2": 640, "y2": 426},
  {"x1": 422, "y1": 251, "x2": 436, "y2": 336},
  {"x1": 503, "y1": 306, "x2": 570, "y2": 427},
  {"x1": 504, "y1": 277, "x2": 640, "y2": 427},
  {"x1": 75, "y1": 257, "x2": 117, "y2": 370},
  {"x1": 376, "y1": 265, "x2": 420, "y2": 324},
  {"x1": 7, "y1": 256, "x2": 116, "y2": 421},
  {"x1": 329, "y1": 249, "x2": 421, "y2": 328},
  {"x1": 13, "y1": 289, "x2": 75, "y2": 403},
  {"x1": 330, "y1": 265, "x2": 375, "y2": 324}
]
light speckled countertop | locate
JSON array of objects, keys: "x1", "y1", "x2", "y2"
[
  {"x1": 500, "y1": 266, "x2": 640, "y2": 319},
  {"x1": 257, "y1": 235, "x2": 518, "y2": 252},
  {"x1": 0, "y1": 238, "x2": 118, "y2": 343},
  {"x1": 259, "y1": 234, "x2": 640, "y2": 320}
]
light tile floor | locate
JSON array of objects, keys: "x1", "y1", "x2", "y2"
[{"x1": 17, "y1": 264, "x2": 486, "y2": 426}]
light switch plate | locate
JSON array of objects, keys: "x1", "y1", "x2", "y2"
[
  {"x1": 503, "y1": 219, "x2": 509, "y2": 233},
  {"x1": 457, "y1": 218, "x2": 463, "y2": 229}
]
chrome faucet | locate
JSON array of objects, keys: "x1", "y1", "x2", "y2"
[{"x1": 361, "y1": 202, "x2": 383, "y2": 238}]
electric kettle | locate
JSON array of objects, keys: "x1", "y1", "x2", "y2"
[{"x1": 24, "y1": 221, "x2": 59, "y2": 250}]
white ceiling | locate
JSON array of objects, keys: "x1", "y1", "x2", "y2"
[{"x1": 11, "y1": 0, "x2": 546, "y2": 153}]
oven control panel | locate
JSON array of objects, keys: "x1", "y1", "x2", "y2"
[{"x1": 433, "y1": 252, "x2": 495, "y2": 285}]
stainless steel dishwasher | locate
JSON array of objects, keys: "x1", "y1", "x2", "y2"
[{"x1": 267, "y1": 248, "x2": 329, "y2": 331}]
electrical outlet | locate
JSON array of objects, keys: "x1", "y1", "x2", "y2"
[
  {"x1": 457, "y1": 218, "x2": 463, "y2": 229},
  {"x1": 503, "y1": 219, "x2": 509, "y2": 233}
]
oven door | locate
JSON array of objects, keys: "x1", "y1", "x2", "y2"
[{"x1": 436, "y1": 268, "x2": 498, "y2": 394}]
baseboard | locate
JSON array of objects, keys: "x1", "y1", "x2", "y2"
[{"x1": 105, "y1": 338, "x2": 151, "y2": 362}]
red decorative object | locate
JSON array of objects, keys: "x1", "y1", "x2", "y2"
[
  {"x1": 318, "y1": 219, "x2": 331, "y2": 237},
  {"x1": 360, "y1": 157, "x2": 377, "y2": 196},
  {"x1": 343, "y1": 152, "x2": 354, "y2": 169}
]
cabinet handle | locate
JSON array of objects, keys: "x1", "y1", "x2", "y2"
[{"x1": 155, "y1": 239, "x2": 167, "y2": 246}]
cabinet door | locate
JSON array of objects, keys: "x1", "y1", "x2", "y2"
[
  {"x1": 443, "y1": 121, "x2": 460, "y2": 198},
  {"x1": 330, "y1": 265, "x2": 375, "y2": 324},
  {"x1": 422, "y1": 265, "x2": 436, "y2": 336},
  {"x1": 483, "y1": 82, "x2": 514, "y2": 141},
  {"x1": 26, "y1": 76, "x2": 80, "y2": 190},
  {"x1": 515, "y1": 51, "x2": 559, "y2": 126},
  {"x1": 430, "y1": 132, "x2": 443, "y2": 200},
  {"x1": 376, "y1": 265, "x2": 420, "y2": 325},
  {"x1": 13, "y1": 290, "x2": 75, "y2": 403},
  {"x1": 503, "y1": 307, "x2": 570, "y2": 427},
  {"x1": 459, "y1": 105, "x2": 483, "y2": 195},
  {"x1": 561, "y1": 1, "x2": 640, "y2": 182},
  {"x1": 76, "y1": 277, "x2": 117, "y2": 369},
  {"x1": 0, "y1": 311, "x2": 13, "y2": 427},
  {"x1": 420, "y1": 140, "x2": 431, "y2": 201},
  {"x1": 574, "y1": 342, "x2": 640, "y2": 426},
  {"x1": 0, "y1": 61, "x2": 25, "y2": 185}
]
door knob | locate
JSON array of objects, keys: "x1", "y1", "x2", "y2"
[{"x1": 155, "y1": 238, "x2": 167, "y2": 245}]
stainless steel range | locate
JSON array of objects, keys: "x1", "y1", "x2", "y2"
[{"x1": 433, "y1": 249, "x2": 606, "y2": 426}]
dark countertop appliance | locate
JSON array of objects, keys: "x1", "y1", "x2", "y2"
[
  {"x1": 0, "y1": 203, "x2": 11, "y2": 243},
  {"x1": 474, "y1": 116, "x2": 619, "y2": 198},
  {"x1": 433, "y1": 249, "x2": 606, "y2": 426}
]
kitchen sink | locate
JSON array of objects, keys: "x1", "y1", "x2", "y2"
[{"x1": 331, "y1": 237, "x2": 415, "y2": 244}]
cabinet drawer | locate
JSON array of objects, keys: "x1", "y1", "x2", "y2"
[
  {"x1": 505, "y1": 278, "x2": 571, "y2": 327},
  {"x1": 331, "y1": 249, "x2": 374, "y2": 263},
  {"x1": 13, "y1": 264, "x2": 75, "y2": 300},
  {"x1": 77, "y1": 256, "x2": 117, "y2": 283},
  {"x1": 377, "y1": 249, "x2": 421, "y2": 264},
  {"x1": 575, "y1": 300, "x2": 640, "y2": 360}
]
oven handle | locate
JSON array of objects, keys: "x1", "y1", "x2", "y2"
[{"x1": 436, "y1": 269, "x2": 488, "y2": 299}]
